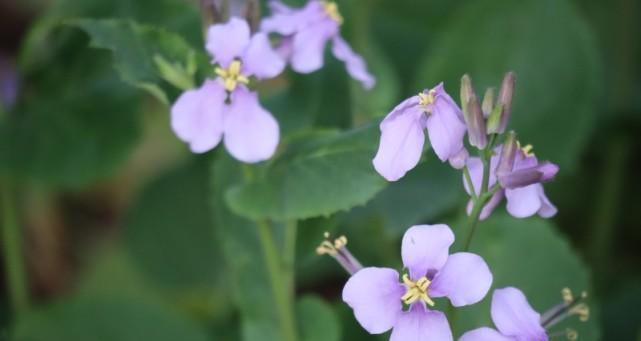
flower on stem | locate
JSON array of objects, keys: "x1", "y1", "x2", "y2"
[
  {"x1": 459, "y1": 287, "x2": 589, "y2": 341},
  {"x1": 261, "y1": 0, "x2": 375, "y2": 89},
  {"x1": 342, "y1": 224, "x2": 492, "y2": 341},
  {"x1": 171, "y1": 17, "x2": 285, "y2": 163},
  {"x1": 464, "y1": 137, "x2": 559, "y2": 219},
  {"x1": 373, "y1": 84, "x2": 467, "y2": 181}
]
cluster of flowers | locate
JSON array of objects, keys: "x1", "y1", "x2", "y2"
[
  {"x1": 170, "y1": 0, "x2": 374, "y2": 163},
  {"x1": 318, "y1": 224, "x2": 589, "y2": 341}
]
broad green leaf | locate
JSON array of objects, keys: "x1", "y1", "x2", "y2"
[
  {"x1": 452, "y1": 214, "x2": 600, "y2": 340},
  {"x1": 415, "y1": 0, "x2": 601, "y2": 170},
  {"x1": 12, "y1": 295, "x2": 211, "y2": 341},
  {"x1": 297, "y1": 296, "x2": 341, "y2": 341},
  {"x1": 225, "y1": 124, "x2": 387, "y2": 221},
  {"x1": 69, "y1": 19, "x2": 205, "y2": 104}
]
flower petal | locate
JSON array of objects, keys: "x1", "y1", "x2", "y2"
[
  {"x1": 223, "y1": 87, "x2": 279, "y2": 163},
  {"x1": 459, "y1": 327, "x2": 515, "y2": 341},
  {"x1": 261, "y1": 0, "x2": 322, "y2": 35},
  {"x1": 505, "y1": 185, "x2": 542, "y2": 218},
  {"x1": 170, "y1": 80, "x2": 226, "y2": 153},
  {"x1": 390, "y1": 305, "x2": 453, "y2": 341},
  {"x1": 430, "y1": 252, "x2": 492, "y2": 307},
  {"x1": 372, "y1": 98, "x2": 425, "y2": 181},
  {"x1": 342, "y1": 267, "x2": 404, "y2": 334},
  {"x1": 206, "y1": 17, "x2": 250, "y2": 67},
  {"x1": 331, "y1": 36, "x2": 375, "y2": 89},
  {"x1": 243, "y1": 32, "x2": 285, "y2": 79},
  {"x1": 291, "y1": 22, "x2": 337, "y2": 73},
  {"x1": 401, "y1": 224, "x2": 454, "y2": 279},
  {"x1": 537, "y1": 186, "x2": 557, "y2": 218},
  {"x1": 491, "y1": 287, "x2": 547, "y2": 340}
]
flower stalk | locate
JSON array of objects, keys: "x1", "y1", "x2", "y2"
[{"x1": 2, "y1": 181, "x2": 29, "y2": 317}]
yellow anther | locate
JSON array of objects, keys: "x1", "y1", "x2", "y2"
[
  {"x1": 562, "y1": 287, "x2": 573, "y2": 304},
  {"x1": 316, "y1": 232, "x2": 348, "y2": 256},
  {"x1": 517, "y1": 141, "x2": 536, "y2": 158},
  {"x1": 418, "y1": 89, "x2": 437, "y2": 108},
  {"x1": 321, "y1": 1, "x2": 343, "y2": 24},
  {"x1": 215, "y1": 60, "x2": 249, "y2": 92},
  {"x1": 566, "y1": 328, "x2": 578, "y2": 341},
  {"x1": 401, "y1": 274, "x2": 435, "y2": 306},
  {"x1": 570, "y1": 304, "x2": 590, "y2": 322}
]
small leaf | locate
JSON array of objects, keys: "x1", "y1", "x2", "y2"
[{"x1": 297, "y1": 296, "x2": 341, "y2": 341}]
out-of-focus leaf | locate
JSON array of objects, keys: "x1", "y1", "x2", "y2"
[
  {"x1": 297, "y1": 296, "x2": 341, "y2": 341},
  {"x1": 225, "y1": 124, "x2": 387, "y2": 221},
  {"x1": 123, "y1": 159, "x2": 219, "y2": 291},
  {"x1": 12, "y1": 295, "x2": 211, "y2": 341},
  {"x1": 452, "y1": 214, "x2": 600, "y2": 340},
  {"x1": 416, "y1": 0, "x2": 601, "y2": 170},
  {"x1": 0, "y1": 47, "x2": 141, "y2": 188},
  {"x1": 69, "y1": 19, "x2": 204, "y2": 104}
]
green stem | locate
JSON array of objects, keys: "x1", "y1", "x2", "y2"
[
  {"x1": 2, "y1": 182, "x2": 29, "y2": 317},
  {"x1": 463, "y1": 166, "x2": 477, "y2": 201},
  {"x1": 462, "y1": 150, "x2": 492, "y2": 252},
  {"x1": 283, "y1": 220, "x2": 298, "y2": 296},
  {"x1": 256, "y1": 221, "x2": 298, "y2": 341}
]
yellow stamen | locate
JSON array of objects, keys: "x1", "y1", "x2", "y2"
[
  {"x1": 215, "y1": 60, "x2": 250, "y2": 92},
  {"x1": 418, "y1": 89, "x2": 437, "y2": 108},
  {"x1": 316, "y1": 232, "x2": 348, "y2": 256},
  {"x1": 321, "y1": 1, "x2": 343, "y2": 24},
  {"x1": 566, "y1": 328, "x2": 578, "y2": 341},
  {"x1": 401, "y1": 274, "x2": 435, "y2": 306},
  {"x1": 516, "y1": 141, "x2": 536, "y2": 158},
  {"x1": 561, "y1": 288, "x2": 590, "y2": 322}
]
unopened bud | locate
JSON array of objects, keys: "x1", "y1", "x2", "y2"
[
  {"x1": 460, "y1": 75, "x2": 488, "y2": 149},
  {"x1": 497, "y1": 131, "x2": 518, "y2": 176},
  {"x1": 498, "y1": 162, "x2": 559, "y2": 189},
  {"x1": 482, "y1": 87, "x2": 495, "y2": 118},
  {"x1": 244, "y1": 0, "x2": 260, "y2": 33},
  {"x1": 494, "y1": 72, "x2": 515, "y2": 134},
  {"x1": 200, "y1": 0, "x2": 225, "y2": 28}
]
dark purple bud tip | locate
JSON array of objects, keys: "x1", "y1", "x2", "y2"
[
  {"x1": 499, "y1": 162, "x2": 559, "y2": 189},
  {"x1": 497, "y1": 71, "x2": 516, "y2": 133}
]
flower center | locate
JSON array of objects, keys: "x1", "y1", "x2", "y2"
[
  {"x1": 321, "y1": 1, "x2": 343, "y2": 24},
  {"x1": 418, "y1": 90, "x2": 437, "y2": 113},
  {"x1": 401, "y1": 274, "x2": 435, "y2": 306},
  {"x1": 215, "y1": 60, "x2": 250, "y2": 92}
]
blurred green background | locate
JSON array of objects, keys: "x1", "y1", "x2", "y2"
[{"x1": 0, "y1": 0, "x2": 639, "y2": 340}]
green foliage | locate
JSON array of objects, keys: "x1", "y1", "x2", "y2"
[
  {"x1": 225, "y1": 125, "x2": 387, "y2": 221},
  {"x1": 68, "y1": 19, "x2": 204, "y2": 105},
  {"x1": 12, "y1": 295, "x2": 211, "y2": 341},
  {"x1": 415, "y1": 0, "x2": 601, "y2": 170},
  {"x1": 296, "y1": 296, "x2": 341, "y2": 341}
]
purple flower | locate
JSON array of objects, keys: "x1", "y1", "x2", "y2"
[
  {"x1": 464, "y1": 144, "x2": 558, "y2": 219},
  {"x1": 342, "y1": 224, "x2": 492, "y2": 341},
  {"x1": 261, "y1": 0, "x2": 375, "y2": 89},
  {"x1": 171, "y1": 17, "x2": 284, "y2": 162},
  {"x1": 373, "y1": 84, "x2": 467, "y2": 181},
  {"x1": 459, "y1": 287, "x2": 548, "y2": 341}
]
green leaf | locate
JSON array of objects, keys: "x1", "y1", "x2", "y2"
[
  {"x1": 415, "y1": 0, "x2": 601, "y2": 170},
  {"x1": 297, "y1": 296, "x2": 341, "y2": 341},
  {"x1": 68, "y1": 19, "x2": 204, "y2": 104},
  {"x1": 225, "y1": 124, "x2": 387, "y2": 221},
  {"x1": 453, "y1": 213, "x2": 600, "y2": 340},
  {"x1": 123, "y1": 159, "x2": 220, "y2": 291},
  {"x1": 12, "y1": 295, "x2": 211, "y2": 341}
]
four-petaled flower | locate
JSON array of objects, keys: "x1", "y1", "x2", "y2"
[
  {"x1": 464, "y1": 143, "x2": 558, "y2": 220},
  {"x1": 459, "y1": 287, "x2": 548, "y2": 341},
  {"x1": 171, "y1": 17, "x2": 285, "y2": 163},
  {"x1": 261, "y1": 0, "x2": 375, "y2": 89},
  {"x1": 373, "y1": 84, "x2": 467, "y2": 181},
  {"x1": 342, "y1": 224, "x2": 492, "y2": 341}
]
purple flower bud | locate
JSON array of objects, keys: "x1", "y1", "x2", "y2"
[
  {"x1": 482, "y1": 87, "x2": 495, "y2": 118},
  {"x1": 496, "y1": 72, "x2": 516, "y2": 134},
  {"x1": 496, "y1": 131, "x2": 518, "y2": 176},
  {"x1": 498, "y1": 161, "x2": 559, "y2": 189},
  {"x1": 460, "y1": 75, "x2": 488, "y2": 149}
]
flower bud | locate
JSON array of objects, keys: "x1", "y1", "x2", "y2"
[
  {"x1": 200, "y1": 0, "x2": 225, "y2": 27},
  {"x1": 497, "y1": 131, "x2": 517, "y2": 176},
  {"x1": 482, "y1": 87, "x2": 495, "y2": 118},
  {"x1": 488, "y1": 72, "x2": 515, "y2": 134},
  {"x1": 460, "y1": 75, "x2": 488, "y2": 149},
  {"x1": 244, "y1": 0, "x2": 260, "y2": 33}
]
